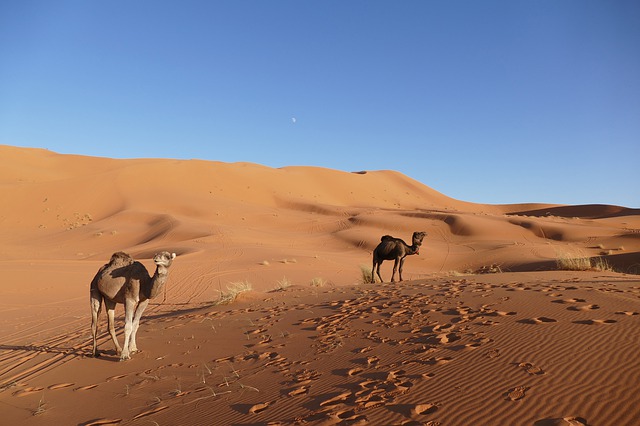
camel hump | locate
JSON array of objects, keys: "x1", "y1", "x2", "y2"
[
  {"x1": 109, "y1": 251, "x2": 134, "y2": 266},
  {"x1": 380, "y1": 235, "x2": 395, "y2": 242}
]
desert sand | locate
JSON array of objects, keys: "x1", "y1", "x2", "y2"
[{"x1": 0, "y1": 144, "x2": 639, "y2": 426}]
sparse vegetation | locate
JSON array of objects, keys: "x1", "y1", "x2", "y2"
[
  {"x1": 556, "y1": 253, "x2": 593, "y2": 271},
  {"x1": 447, "y1": 270, "x2": 469, "y2": 277},
  {"x1": 218, "y1": 281, "x2": 253, "y2": 304},
  {"x1": 310, "y1": 277, "x2": 327, "y2": 287},
  {"x1": 32, "y1": 393, "x2": 46, "y2": 416},
  {"x1": 591, "y1": 257, "x2": 613, "y2": 271},
  {"x1": 475, "y1": 263, "x2": 504, "y2": 274},
  {"x1": 555, "y1": 249, "x2": 614, "y2": 272},
  {"x1": 274, "y1": 277, "x2": 292, "y2": 291},
  {"x1": 359, "y1": 265, "x2": 373, "y2": 284}
]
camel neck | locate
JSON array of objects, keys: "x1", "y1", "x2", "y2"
[
  {"x1": 155, "y1": 265, "x2": 169, "y2": 276},
  {"x1": 147, "y1": 266, "x2": 169, "y2": 299},
  {"x1": 408, "y1": 244, "x2": 421, "y2": 255}
]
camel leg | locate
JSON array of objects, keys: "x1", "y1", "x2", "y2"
[
  {"x1": 398, "y1": 257, "x2": 406, "y2": 282},
  {"x1": 104, "y1": 299, "x2": 122, "y2": 356},
  {"x1": 374, "y1": 259, "x2": 384, "y2": 283},
  {"x1": 120, "y1": 299, "x2": 136, "y2": 361},
  {"x1": 129, "y1": 299, "x2": 149, "y2": 354},
  {"x1": 372, "y1": 258, "x2": 378, "y2": 283},
  {"x1": 391, "y1": 258, "x2": 400, "y2": 282},
  {"x1": 90, "y1": 289, "x2": 102, "y2": 357}
]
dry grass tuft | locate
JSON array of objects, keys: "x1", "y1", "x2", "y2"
[
  {"x1": 310, "y1": 277, "x2": 327, "y2": 287},
  {"x1": 555, "y1": 249, "x2": 614, "y2": 272},
  {"x1": 475, "y1": 263, "x2": 504, "y2": 274},
  {"x1": 32, "y1": 393, "x2": 46, "y2": 416},
  {"x1": 217, "y1": 281, "x2": 253, "y2": 304},
  {"x1": 274, "y1": 277, "x2": 292, "y2": 291},
  {"x1": 359, "y1": 265, "x2": 373, "y2": 284}
]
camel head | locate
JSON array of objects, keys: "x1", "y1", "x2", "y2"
[
  {"x1": 412, "y1": 232, "x2": 427, "y2": 253},
  {"x1": 153, "y1": 251, "x2": 177, "y2": 267}
]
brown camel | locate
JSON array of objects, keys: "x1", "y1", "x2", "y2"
[
  {"x1": 371, "y1": 231, "x2": 426, "y2": 283},
  {"x1": 90, "y1": 251, "x2": 176, "y2": 360}
]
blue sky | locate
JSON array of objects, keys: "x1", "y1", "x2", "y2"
[{"x1": 1, "y1": 1, "x2": 639, "y2": 207}]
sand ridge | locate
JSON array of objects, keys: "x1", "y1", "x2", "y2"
[{"x1": 0, "y1": 145, "x2": 639, "y2": 425}]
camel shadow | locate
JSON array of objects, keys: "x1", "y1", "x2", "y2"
[
  {"x1": 0, "y1": 343, "x2": 85, "y2": 357},
  {"x1": 0, "y1": 343, "x2": 125, "y2": 363}
]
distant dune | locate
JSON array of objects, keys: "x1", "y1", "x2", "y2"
[{"x1": 1, "y1": 144, "x2": 639, "y2": 425}]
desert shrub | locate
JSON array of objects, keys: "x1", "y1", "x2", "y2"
[
  {"x1": 274, "y1": 277, "x2": 292, "y2": 291},
  {"x1": 218, "y1": 280, "x2": 252, "y2": 304},
  {"x1": 310, "y1": 277, "x2": 327, "y2": 287},
  {"x1": 556, "y1": 249, "x2": 613, "y2": 272},
  {"x1": 359, "y1": 265, "x2": 373, "y2": 284},
  {"x1": 591, "y1": 257, "x2": 613, "y2": 272},
  {"x1": 475, "y1": 263, "x2": 503, "y2": 274}
]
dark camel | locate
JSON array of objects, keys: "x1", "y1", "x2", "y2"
[
  {"x1": 90, "y1": 251, "x2": 176, "y2": 360},
  {"x1": 371, "y1": 231, "x2": 426, "y2": 283}
]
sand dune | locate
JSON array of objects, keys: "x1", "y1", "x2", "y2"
[{"x1": 0, "y1": 145, "x2": 639, "y2": 425}]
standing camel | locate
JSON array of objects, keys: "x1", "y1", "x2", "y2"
[
  {"x1": 90, "y1": 251, "x2": 176, "y2": 360},
  {"x1": 371, "y1": 231, "x2": 426, "y2": 283}
]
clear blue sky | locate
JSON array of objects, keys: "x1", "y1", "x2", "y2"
[{"x1": 1, "y1": 1, "x2": 639, "y2": 207}]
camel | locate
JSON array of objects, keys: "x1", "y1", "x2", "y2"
[
  {"x1": 90, "y1": 251, "x2": 176, "y2": 360},
  {"x1": 371, "y1": 231, "x2": 426, "y2": 283}
]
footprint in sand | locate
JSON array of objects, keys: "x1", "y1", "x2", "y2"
[
  {"x1": 485, "y1": 348, "x2": 501, "y2": 359},
  {"x1": 464, "y1": 342, "x2": 482, "y2": 350},
  {"x1": 248, "y1": 402, "x2": 270, "y2": 414},
  {"x1": 75, "y1": 384, "x2": 99, "y2": 391},
  {"x1": 437, "y1": 333, "x2": 460, "y2": 344},
  {"x1": 533, "y1": 416, "x2": 589, "y2": 426},
  {"x1": 288, "y1": 386, "x2": 309, "y2": 397},
  {"x1": 132, "y1": 406, "x2": 168, "y2": 420},
  {"x1": 320, "y1": 391, "x2": 353, "y2": 407},
  {"x1": 366, "y1": 355, "x2": 380, "y2": 366},
  {"x1": 567, "y1": 304, "x2": 599, "y2": 311},
  {"x1": 81, "y1": 419, "x2": 123, "y2": 426},
  {"x1": 518, "y1": 362, "x2": 545, "y2": 375},
  {"x1": 434, "y1": 356, "x2": 452, "y2": 365},
  {"x1": 517, "y1": 317, "x2": 557, "y2": 325},
  {"x1": 106, "y1": 374, "x2": 128, "y2": 382},
  {"x1": 573, "y1": 319, "x2": 617, "y2": 325},
  {"x1": 554, "y1": 298, "x2": 587, "y2": 304},
  {"x1": 347, "y1": 367, "x2": 364, "y2": 376},
  {"x1": 479, "y1": 319, "x2": 501, "y2": 326},
  {"x1": 506, "y1": 386, "x2": 528, "y2": 401},
  {"x1": 48, "y1": 383, "x2": 74, "y2": 390},
  {"x1": 12, "y1": 387, "x2": 44, "y2": 397},
  {"x1": 413, "y1": 403, "x2": 438, "y2": 415}
]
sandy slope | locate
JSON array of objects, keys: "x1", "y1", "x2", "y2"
[{"x1": 0, "y1": 145, "x2": 639, "y2": 425}]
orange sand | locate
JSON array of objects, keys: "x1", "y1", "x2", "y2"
[{"x1": 0, "y1": 145, "x2": 639, "y2": 425}]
